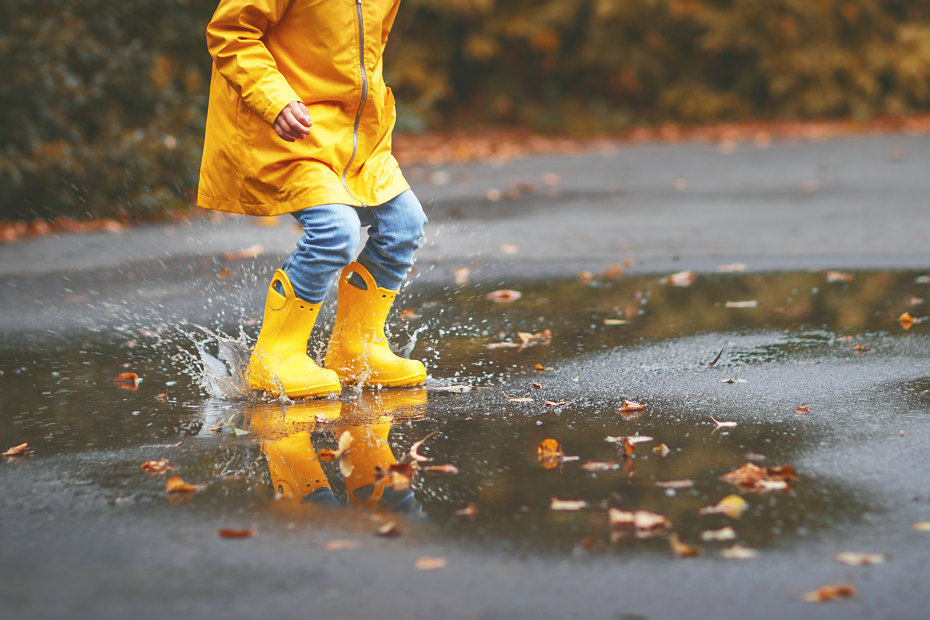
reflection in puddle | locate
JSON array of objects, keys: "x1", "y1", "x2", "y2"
[{"x1": 2, "y1": 268, "x2": 929, "y2": 555}]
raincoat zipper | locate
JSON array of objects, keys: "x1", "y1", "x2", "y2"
[{"x1": 341, "y1": 0, "x2": 369, "y2": 206}]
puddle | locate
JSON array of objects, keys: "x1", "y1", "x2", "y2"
[{"x1": 2, "y1": 268, "x2": 929, "y2": 555}]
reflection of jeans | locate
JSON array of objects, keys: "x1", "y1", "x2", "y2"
[{"x1": 282, "y1": 189, "x2": 428, "y2": 303}]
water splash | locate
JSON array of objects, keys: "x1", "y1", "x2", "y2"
[{"x1": 192, "y1": 325, "x2": 253, "y2": 399}]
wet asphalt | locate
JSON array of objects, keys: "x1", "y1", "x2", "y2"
[{"x1": 2, "y1": 133, "x2": 930, "y2": 619}]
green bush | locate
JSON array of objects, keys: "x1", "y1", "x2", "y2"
[{"x1": 2, "y1": 0, "x2": 929, "y2": 222}]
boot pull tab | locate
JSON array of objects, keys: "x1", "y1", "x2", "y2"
[
  {"x1": 343, "y1": 261, "x2": 378, "y2": 291},
  {"x1": 268, "y1": 269, "x2": 295, "y2": 310}
]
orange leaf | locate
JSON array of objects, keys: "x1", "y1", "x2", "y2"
[
  {"x1": 550, "y1": 498, "x2": 588, "y2": 511},
  {"x1": 2, "y1": 442, "x2": 28, "y2": 457},
  {"x1": 537, "y1": 438, "x2": 563, "y2": 469},
  {"x1": 454, "y1": 503, "x2": 478, "y2": 517},
  {"x1": 165, "y1": 475, "x2": 204, "y2": 494},
  {"x1": 663, "y1": 270, "x2": 695, "y2": 287},
  {"x1": 617, "y1": 400, "x2": 645, "y2": 413},
  {"x1": 545, "y1": 400, "x2": 568, "y2": 407},
  {"x1": 140, "y1": 460, "x2": 170, "y2": 474},
  {"x1": 485, "y1": 289, "x2": 522, "y2": 303},
  {"x1": 415, "y1": 556, "x2": 447, "y2": 571},
  {"x1": 421, "y1": 463, "x2": 459, "y2": 474},
  {"x1": 218, "y1": 527, "x2": 256, "y2": 539},
  {"x1": 795, "y1": 405, "x2": 810, "y2": 414},
  {"x1": 376, "y1": 521, "x2": 401, "y2": 537},
  {"x1": 825, "y1": 271, "x2": 854, "y2": 283},
  {"x1": 325, "y1": 540, "x2": 359, "y2": 551},
  {"x1": 409, "y1": 431, "x2": 438, "y2": 462},
  {"x1": 114, "y1": 372, "x2": 140, "y2": 390},
  {"x1": 669, "y1": 532, "x2": 701, "y2": 557},
  {"x1": 900, "y1": 311, "x2": 914, "y2": 330},
  {"x1": 802, "y1": 583, "x2": 857, "y2": 603}
]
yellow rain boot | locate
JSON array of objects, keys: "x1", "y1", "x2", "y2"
[
  {"x1": 325, "y1": 262, "x2": 426, "y2": 387},
  {"x1": 248, "y1": 269, "x2": 341, "y2": 399}
]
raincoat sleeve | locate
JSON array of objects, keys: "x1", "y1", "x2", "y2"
[{"x1": 206, "y1": 0, "x2": 301, "y2": 126}]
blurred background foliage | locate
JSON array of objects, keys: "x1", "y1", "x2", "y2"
[{"x1": 1, "y1": 0, "x2": 929, "y2": 222}]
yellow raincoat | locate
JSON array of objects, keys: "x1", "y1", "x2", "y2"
[{"x1": 198, "y1": 0, "x2": 410, "y2": 215}]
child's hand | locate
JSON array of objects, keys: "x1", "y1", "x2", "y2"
[{"x1": 273, "y1": 101, "x2": 312, "y2": 142}]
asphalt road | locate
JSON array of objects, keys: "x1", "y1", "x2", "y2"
[{"x1": 2, "y1": 132, "x2": 930, "y2": 620}]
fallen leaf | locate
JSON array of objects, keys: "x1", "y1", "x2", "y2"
[
  {"x1": 655, "y1": 479, "x2": 694, "y2": 489},
  {"x1": 825, "y1": 271, "x2": 854, "y2": 283},
  {"x1": 603, "y1": 318, "x2": 629, "y2": 326},
  {"x1": 415, "y1": 556, "x2": 447, "y2": 571},
  {"x1": 485, "y1": 289, "x2": 522, "y2": 303},
  {"x1": 431, "y1": 385, "x2": 480, "y2": 393},
  {"x1": 537, "y1": 438, "x2": 563, "y2": 469},
  {"x1": 669, "y1": 532, "x2": 701, "y2": 557},
  {"x1": 854, "y1": 344, "x2": 871, "y2": 352},
  {"x1": 218, "y1": 527, "x2": 256, "y2": 539},
  {"x1": 700, "y1": 494, "x2": 748, "y2": 519},
  {"x1": 617, "y1": 400, "x2": 646, "y2": 413},
  {"x1": 706, "y1": 347, "x2": 725, "y2": 367},
  {"x1": 165, "y1": 475, "x2": 205, "y2": 494},
  {"x1": 409, "y1": 431, "x2": 438, "y2": 462},
  {"x1": 900, "y1": 311, "x2": 914, "y2": 330},
  {"x1": 802, "y1": 583, "x2": 857, "y2": 603},
  {"x1": 499, "y1": 244, "x2": 520, "y2": 255},
  {"x1": 454, "y1": 267, "x2": 470, "y2": 285},
  {"x1": 796, "y1": 405, "x2": 810, "y2": 414},
  {"x1": 710, "y1": 415, "x2": 737, "y2": 428},
  {"x1": 325, "y1": 540, "x2": 359, "y2": 551},
  {"x1": 725, "y1": 300, "x2": 758, "y2": 308},
  {"x1": 904, "y1": 295, "x2": 924, "y2": 307},
  {"x1": 507, "y1": 396, "x2": 534, "y2": 403},
  {"x1": 318, "y1": 430, "x2": 353, "y2": 462},
  {"x1": 155, "y1": 393, "x2": 168, "y2": 402},
  {"x1": 550, "y1": 498, "x2": 589, "y2": 511},
  {"x1": 399, "y1": 308, "x2": 421, "y2": 320},
  {"x1": 376, "y1": 521, "x2": 401, "y2": 537},
  {"x1": 140, "y1": 460, "x2": 170, "y2": 474},
  {"x1": 517, "y1": 330, "x2": 552, "y2": 347},
  {"x1": 700, "y1": 526, "x2": 737, "y2": 542},
  {"x1": 834, "y1": 552, "x2": 887, "y2": 566},
  {"x1": 653, "y1": 443, "x2": 671, "y2": 458},
  {"x1": 223, "y1": 244, "x2": 264, "y2": 261},
  {"x1": 602, "y1": 264, "x2": 625, "y2": 280},
  {"x1": 721, "y1": 544, "x2": 758, "y2": 559},
  {"x1": 422, "y1": 464, "x2": 459, "y2": 474},
  {"x1": 580, "y1": 461, "x2": 621, "y2": 472},
  {"x1": 534, "y1": 363, "x2": 553, "y2": 371},
  {"x1": 2, "y1": 442, "x2": 28, "y2": 457},
  {"x1": 609, "y1": 509, "x2": 669, "y2": 538},
  {"x1": 720, "y1": 463, "x2": 796, "y2": 492},
  {"x1": 577, "y1": 271, "x2": 594, "y2": 284},
  {"x1": 217, "y1": 266, "x2": 230, "y2": 279},
  {"x1": 545, "y1": 400, "x2": 568, "y2": 407},
  {"x1": 455, "y1": 503, "x2": 478, "y2": 517},
  {"x1": 663, "y1": 270, "x2": 696, "y2": 287},
  {"x1": 114, "y1": 372, "x2": 141, "y2": 389},
  {"x1": 912, "y1": 521, "x2": 930, "y2": 531}
]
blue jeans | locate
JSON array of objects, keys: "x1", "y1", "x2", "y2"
[{"x1": 281, "y1": 189, "x2": 428, "y2": 303}]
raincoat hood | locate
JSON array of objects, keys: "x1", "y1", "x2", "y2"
[{"x1": 198, "y1": 0, "x2": 409, "y2": 215}]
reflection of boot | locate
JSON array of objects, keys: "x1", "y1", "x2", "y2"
[
  {"x1": 248, "y1": 269, "x2": 340, "y2": 399},
  {"x1": 324, "y1": 262, "x2": 426, "y2": 387},
  {"x1": 342, "y1": 388, "x2": 428, "y2": 425},
  {"x1": 246, "y1": 401, "x2": 341, "y2": 504},
  {"x1": 340, "y1": 409, "x2": 422, "y2": 514}
]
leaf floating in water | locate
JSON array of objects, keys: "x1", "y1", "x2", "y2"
[
  {"x1": 700, "y1": 526, "x2": 737, "y2": 542},
  {"x1": 709, "y1": 415, "x2": 737, "y2": 428},
  {"x1": 655, "y1": 479, "x2": 694, "y2": 490},
  {"x1": 725, "y1": 300, "x2": 758, "y2": 309},
  {"x1": 603, "y1": 318, "x2": 628, "y2": 326},
  {"x1": 454, "y1": 503, "x2": 478, "y2": 518},
  {"x1": 319, "y1": 431, "x2": 353, "y2": 462},
  {"x1": 912, "y1": 521, "x2": 930, "y2": 531},
  {"x1": 580, "y1": 461, "x2": 621, "y2": 472},
  {"x1": 609, "y1": 509, "x2": 669, "y2": 539},
  {"x1": 376, "y1": 521, "x2": 401, "y2": 538},
  {"x1": 802, "y1": 583, "x2": 857, "y2": 603},
  {"x1": 825, "y1": 271, "x2": 854, "y2": 283},
  {"x1": 409, "y1": 431, "x2": 438, "y2": 463},
  {"x1": 669, "y1": 533, "x2": 701, "y2": 557},
  {"x1": 550, "y1": 498, "x2": 588, "y2": 511},
  {"x1": 114, "y1": 372, "x2": 141, "y2": 390},
  {"x1": 653, "y1": 443, "x2": 671, "y2": 458},
  {"x1": 537, "y1": 438, "x2": 564, "y2": 469},
  {"x1": 617, "y1": 400, "x2": 646, "y2": 413},
  {"x1": 485, "y1": 289, "x2": 522, "y2": 303},
  {"x1": 706, "y1": 347, "x2": 725, "y2": 367},
  {"x1": 2, "y1": 442, "x2": 29, "y2": 457},
  {"x1": 422, "y1": 464, "x2": 459, "y2": 474},
  {"x1": 796, "y1": 405, "x2": 810, "y2": 414},
  {"x1": 325, "y1": 540, "x2": 359, "y2": 551},
  {"x1": 699, "y1": 494, "x2": 748, "y2": 519},
  {"x1": 719, "y1": 463, "x2": 796, "y2": 492},
  {"x1": 721, "y1": 545, "x2": 758, "y2": 559},
  {"x1": 454, "y1": 267, "x2": 470, "y2": 285}
]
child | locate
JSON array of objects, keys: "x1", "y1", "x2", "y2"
[{"x1": 197, "y1": 0, "x2": 427, "y2": 399}]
